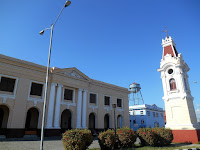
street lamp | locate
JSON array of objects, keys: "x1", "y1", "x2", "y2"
[
  {"x1": 112, "y1": 104, "x2": 117, "y2": 137},
  {"x1": 39, "y1": 1, "x2": 71, "y2": 150}
]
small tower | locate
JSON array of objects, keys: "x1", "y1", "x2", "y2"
[
  {"x1": 157, "y1": 36, "x2": 200, "y2": 143},
  {"x1": 129, "y1": 82, "x2": 144, "y2": 105}
]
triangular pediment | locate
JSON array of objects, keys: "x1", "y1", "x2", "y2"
[{"x1": 51, "y1": 67, "x2": 90, "y2": 81}]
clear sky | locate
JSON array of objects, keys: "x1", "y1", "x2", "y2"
[{"x1": 0, "y1": 0, "x2": 200, "y2": 110}]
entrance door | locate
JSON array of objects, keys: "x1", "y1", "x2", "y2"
[
  {"x1": 0, "y1": 105, "x2": 9, "y2": 135},
  {"x1": 61, "y1": 109, "x2": 72, "y2": 133},
  {"x1": 104, "y1": 114, "x2": 110, "y2": 130},
  {"x1": 89, "y1": 113, "x2": 95, "y2": 129},
  {"x1": 25, "y1": 108, "x2": 39, "y2": 135}
]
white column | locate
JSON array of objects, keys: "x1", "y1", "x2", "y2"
[
  {"x1": 82, "y1": 90, "x2": 88, "y2": 128},
  {"x1": 46, "y1": 83, "x2": 57, "y2": 128},
  {"x1": 54, "y1": 84, "x2": 63, "y2": 129},
  {"x1": 161, "y1": 72, "x2": 167, "y2": 98},
  {"x1": 76, "y1": 89, "x2": 83, "y2": 128}
]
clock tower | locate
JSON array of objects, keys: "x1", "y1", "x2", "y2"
[{"x1": 157, "y1": 36, "x2": 200, "y2": 143}]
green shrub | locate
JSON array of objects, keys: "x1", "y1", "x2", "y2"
[
  {"x1": 98, "y1": 129, "x2": 116, "y2": 150},
  {"x1": 62, "y1": 129, "x2": 93, "y2": 150},
  {"x1": 116, "y1": 127, "x2": 137, "y2": 148},
  {"x1": 137, "y1": 128, "x2": 157, "y2": 146},
  {"x1": 152, "y1": 127, "x2": 173, "y2": 146}
]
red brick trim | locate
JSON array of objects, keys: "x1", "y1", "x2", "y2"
[{"x1": 172, "y1": 129, "x2": 200, "y2": 143}]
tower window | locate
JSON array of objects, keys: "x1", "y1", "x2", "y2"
[
  {"x1": 169, "y1": 78, "x2": 176, "y2": 91},
  {"x1": 168, "y1": 69, "x2": 173, "y2": 74}
]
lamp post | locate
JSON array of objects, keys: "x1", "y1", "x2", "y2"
[
  {"x1": 112, "y1": 104, "x2": 117, "y2": 137},
  {"x1": 39, "y1": 1, "x2": 71, "y2": 150}
]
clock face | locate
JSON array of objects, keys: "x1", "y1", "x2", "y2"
[{"x1": 168, "y1": 69, "x2": 173, "y2": 74}]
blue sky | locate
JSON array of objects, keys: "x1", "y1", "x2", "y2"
[{"x1": 0, "y1": 0, "x2": 200, "y2": 110}]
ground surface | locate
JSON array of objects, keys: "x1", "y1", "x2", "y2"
[
  {"x1": 0, "y1": 137, "x2": 64, "y2": 150},
  {"x1": 0, "y1": 136, "x2": 199, "y2": 150},
  {"x1": 0, "y1": 136, "x2": 100, "y2": 150}
]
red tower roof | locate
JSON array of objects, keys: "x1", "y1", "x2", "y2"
[{"x1": 162, "y1": 36, "x2": 178, "y2": 59}]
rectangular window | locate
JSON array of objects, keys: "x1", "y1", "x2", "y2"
[
  {"x1": 161, "y1": 113, "x2": 163, "y2": 118},
  {"x1": 64, "y1": 89, "x2": 73, "y2": 100},
  {"x1": 30, "y1": 82, "x2": 43, "y2": 96},
  {"x1": 132, "y1": 110, "x2": 135, "y2": 116},
  {"x1": 104, "y1": 96, "x2": 110, "y2": 106},
  {"x1": 133, "y1": 120, "x2": 136, "y2": 124},
  {"x1": 0, "y1": 77, "x2": 16, "y2": 92},
  {"x1": 90, "y1": 93, "x2": 96, "y2": 104},
  {"x1": 153, "y1": 112, "x2": 155, "y2": 117},
  {"x1": 154, "y1": 122, "x2": 159, "y2": 127},
  {"x1": 141, "y1": 120, "x2": 144, "y2": 124},
  {"x1": 117, "y1": 98, "x2": 122, "y2": 107},
  {"x1": 140, "y1": 111, "x2": 144, "y2": 116},
  {"x1": 156, "y1": 113, "x2": 158, "y2": 117},
  {"x1": 147, "y1": 111, "x2": 150, "y2": 116}
]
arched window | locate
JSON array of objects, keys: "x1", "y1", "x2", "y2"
[
  {"x1": 61, "y1": 109, "x2": 72, "y2": 131},
  {"x1": 25, "y1": 107, "x2": 39, "y2": 129},
  {"x1": 89, "y1": 113, "x2": 96, "y2": 129},
  {"x1": 169, "y1": 78, "x2": 176, "y2": 91},
  {"x1": 117, "y1": 115, "x2": 123, "y2": 128},
  {"x1": 104, "y1": 114, "x2": 110, "y2": 130}
]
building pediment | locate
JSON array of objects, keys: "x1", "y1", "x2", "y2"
[
  {"x1": 51, "y1": 67, "x2": 90, "y2": 81},
  {"x1": 63, "y1": 70, "x2": 86, "y2": 80}
]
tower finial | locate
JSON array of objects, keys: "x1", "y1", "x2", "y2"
[{"x1": 163, "y1": 26, "x2": 169, "y2": 38}]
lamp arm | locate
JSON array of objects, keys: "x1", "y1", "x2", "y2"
[{"x1": 53, "y1": 4, "x2": 65, "y2": 26}]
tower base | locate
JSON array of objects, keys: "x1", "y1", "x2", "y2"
[{"x1": 172, "y1": 129, "x2": 200, "y2": 143}]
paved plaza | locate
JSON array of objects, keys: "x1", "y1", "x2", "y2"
[
  {"x1": 0, "y1": 136, "x2": 199, "y2": 150},
  {"x1": 0, "y1": 137, "x2": 64, "y2": 150},
  {"x1": 0, "y1": 136, "x2": 100, "y2": 150}
]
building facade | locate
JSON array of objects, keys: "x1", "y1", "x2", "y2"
[
  {"x1": 0, "y1": 54, "x2": 129, "y2": 138},
  {"x1": 129, "y1": 104, "x2": 165, "y2": 131},
  {"x1": 157, "y1": 36, "x2": 200, "y2": 143}
]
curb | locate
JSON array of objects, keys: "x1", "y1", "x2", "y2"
[{"x1": 174, "y1": 148, "x2": 200, "y2": 150}]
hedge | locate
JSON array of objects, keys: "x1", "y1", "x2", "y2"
[
  {"x1": 98, "y1": 129, "x2": 116, "y2": 150},
  {"x1": 62, "y1": 129, "x2": 93, "y2": 150},
  {"x1": 117, "y1": 127, "x2": 137, "y2": 148},
  {"x1": 137, "y1": 128, "x2": 157, "y2": 146},
  {"x1": 137, "y1": 127, "x2": 173, "y2": 147},
  {"x1": 152, "y1": 127, "x2": 173, "y2": 146}
]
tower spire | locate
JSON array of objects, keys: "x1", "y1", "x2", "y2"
[{"x1": 163, "y1": 26, "x2": 169, "y2": 38}]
